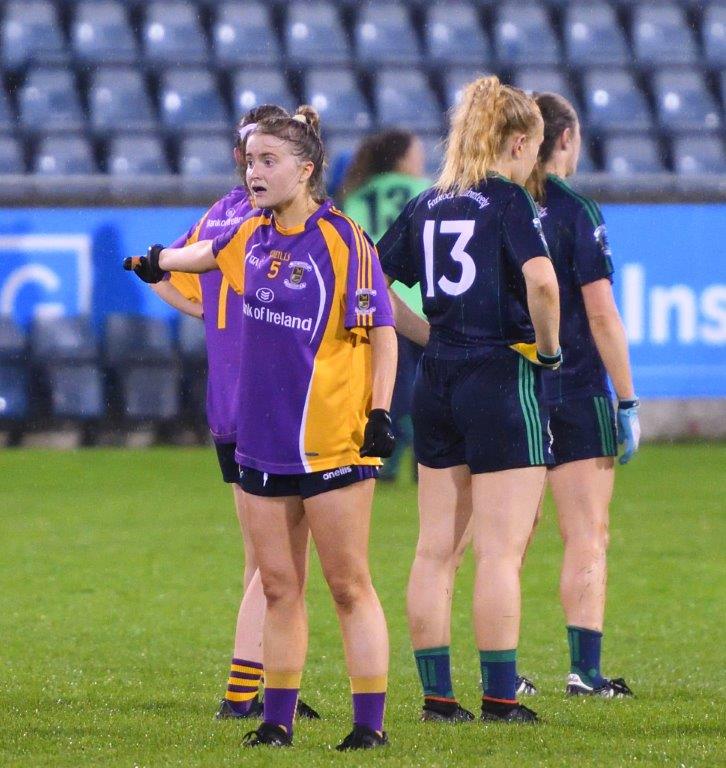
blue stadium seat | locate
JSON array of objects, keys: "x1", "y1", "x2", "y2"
[
  {"x1": 105, "y1": 314, "x2": 177, "y2": 365},
  {"x1": 46, "y1": 364, "x2": 105, "y2": 420},
  {"x1": 0, "y1": 137, "x2": 24, "y2": 174},
  {"x1": 419, "y1": 133, "x2": 444, "y2": 179},
  {"x1": 159, "y1": 69, "x2": 228, "y2": 132},
  {"x1": 0, "y1": 317, "x2": 26, "y2": 360},
  {"x1": 442, "y1": 68, "x2": 493, "y2": 110},
  {"x1": 231, "y1": 69, "x2": 296, "y2": 116},
  {"x1": 424, "y1": 2, "x2": 491, "y2": 67},
  {"x1": 653, "y1": 70, "x2": 722, "y2": 132},
  {"x1": 34, "y1": 136, "x2": 96, "y2": 175},
  {"x1": 177, "y1": 313, "x2": 207, "y2": 362},
  {"x1": 373, "y1": 69, "x2": 442, "y2": 132},
  {"x1": 1, "y1": 0, "x2": 67, "y2": 71},
  {"x1": 0, "y1": 364, "x2": 29, "y2": 420},
  {"x1": 672, "y1": 134, "x2": 726, "y2": 175},
  {"x1": 582, "y1": 69, "x2": 653, "y2": 133},
  {"x1": 89, "y1": 68, "x2": 156, "y2": 135},
  {"x1": 513, "y1": 68, "x2": 579, "y2": 112},
  {"x1": 0, "y1": 86, "x2": 15, "y2": 133},
  {"x1": 142, "y1": 1, "x2": 208, "y2": 67},
  {"x1": 18, "y1": 68, "x2": 85, "y2": 134},
  {"x1": 632, "y1": 3, "x2": 697, "y2": 66},
  {"x1": 107, "y1": 135, "x2": 170, "y2": 176},
  {"x1": 212, "y1": 1, "x2": 281, "y2": 69},
  {"x1": 72, "y1": 1, "x2": 137, "y2": 66},
  {"x1": 285, "y1": 1, "x2": 350, "y2": 66},
  {"x1": 325, "y1": 133, "x2": 360, "y2": 196},
  {"x1": 304, "y1": 69, "x2": 372, "y2": 132},
  {"x1": 121, "y1": 366, "x2": 180, "y2": 421},
  {"x1": 178, "y1": 134, "x2": 233, "y2": 175},
  {"x1": 603, "y1": 135, "x2": 666, "y2": 176},
  {"x1": 564, "y1": 2, "x2": 628, "y2": 67},
  {"x1": 494, "y1": 2, "x2": 560, "y2": 66},
  {"x1": 703, "y1": 4, "x2": 726, "y2": 66},
  {"x1": 355, "y1": 2, "x2": 421, "y2": 67},
  {"x1": 30, "y1": 317, "x2": 98, "y2": 362}
]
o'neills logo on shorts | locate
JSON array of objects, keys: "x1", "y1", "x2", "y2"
[{"x1": 322, "y1": 466, "x2": 353, "y2": 481}]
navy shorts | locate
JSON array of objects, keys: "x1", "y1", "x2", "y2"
[
  {"x1": 549, "y1": 393, "x2": 617, "y2": 467},
  {"x1": 412, "y1": 348, "x2": 553, "y2": 474},
  {"x1": 214, "y1": 441, "x2": 240, "y2": 484},
  {"x1": 238, "y1": 464, "x2": 379, "y2": 500}
]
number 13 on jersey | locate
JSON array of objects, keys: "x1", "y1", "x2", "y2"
[{"x1": 423, "y1": 220, "x2": 476, "y2": 298}]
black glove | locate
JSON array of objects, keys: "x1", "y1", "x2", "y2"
[
  {"x1": 360, "y1": 408, "x2": 395, "y2": 458},
  {"x1": 122, "y1": 244, "x2": 167, "y2": 284}
]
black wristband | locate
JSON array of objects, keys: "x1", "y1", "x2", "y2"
[
  {"x1": 368, "y1": 408, "x2": 391, "y2": 424},
  {"x1": 618, "y1": 398, "x2": 639, "y2": 410},
  {"x1": 536, "y1": 347, "x2": 562, "y2": 366}
]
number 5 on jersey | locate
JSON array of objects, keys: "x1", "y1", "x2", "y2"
[{"x1": 423, "y1": 220, "x2": 476, "y2": 297}]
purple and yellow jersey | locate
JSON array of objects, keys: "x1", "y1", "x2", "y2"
[
  {"x1": 167, "y1": 186, "x2": 252, "y2": 443},
  {"x1": 210, "y1": 199, "x2": 395, "y2": 475}
]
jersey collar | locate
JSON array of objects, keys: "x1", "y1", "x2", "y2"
[{"x1": 271, "y1": 199, "x2": 332, "y2": 235}]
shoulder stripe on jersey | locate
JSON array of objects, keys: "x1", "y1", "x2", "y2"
[
  {"x1": 330, "y1": 208, "x2": 374, "y2": 326},
  {"x1": 548, "y1": 176, "x2": 602, "y2": 227},
  {"x1": 521, "y1": 187, "x2": 540, "y2": 219}
]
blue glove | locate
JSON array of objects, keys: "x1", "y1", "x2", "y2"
[{"x1": 617, "y1": 398, "x2": 641, "y2": 465}]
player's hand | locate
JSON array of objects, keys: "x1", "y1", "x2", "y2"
[
  {"x1": 360, "y1": 409, "x2": 395, "y2": 458},
  {"x1": 617, "y1": 398, "x2": 641, "y2": 465},
  {"x1": 123, "y1": 244, "x2": 166, "y2": 284},
  {"x1": 536, "y1": 347, "x2": 563, "y2": 371}
]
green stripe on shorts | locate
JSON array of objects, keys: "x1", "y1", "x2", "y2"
[{"x1": 518, "y1": 357, "x2": 543, "y2": 465}]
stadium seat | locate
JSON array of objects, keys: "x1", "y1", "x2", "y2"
[
  {"x1": 89, "y1": 68, "x2": 157, "y2": 135},
  {"x1": 0, "y1": 137, "x2": 24, "y2": 174},
  {"x1": 653, "y1": 70, "x2": 722, "y2": 132},
  {"x1": 177, "y1": 313, "x2": 207, "y2": 362},
  {"x1": 0, "y1": 85, "x2": 13, "y2": 134},
  {"x1": 105, "y1": 314, "x2": 176, "y2": 365},
  {"x1": 494, "y1": 2, "x2": 560, "y2": 66},
  {"x1": 424, "y1": 2, "x2": 492, "y2": 67},
  {"x1": 45, "y1": 364, "x2": 105, "y2": 420},
  {"x1": 373, "y1": 69, "x2": 442, "y2": 132},
  {"x1": 30, "y1": 317, "x2": 98, "y2": 363},
  {"x1": 582, "y1": 69, "x2": 653, "y2": 133},
  {"x1": 142, "y1": 1, "x2": 208, "y2": 68},
  {"x1": 18, "y1": 68, "x2": 85, "y2": 134},
  {"x1": 304, "y1": 69, "x2": 372, "y2": 132},
  {"x1": 419, "y1": 133, "x2": 444, "y2": 179},
  {"x1": 564, "y1": 2, "x2": 629, "y2": 67},
  {"x1": 158, "y1": 69, "x2": 228, "y2": 132},
  {"x1": 632, "y1": 3, "x2": 698, "y2": 66},
  {"x1": 672, "y1": 134, "x2": 726, "y2": 175},
  {"x1": 575, "y1": 142, "x2": 597, "y2": 174},
  {"x1": 33, "y1": 136, "x2": 96, "y2": 175},
  {"x1": 0, "y1": 317, "x2": 26, "y2": 361},
  {"x1": 107, "y1": 135, "x2": 171, "y2": 176},
  {"x1": 0, "y1": 364, "x2": 29, "y2": 420},
  {"x1": 120, "y1": 366, "x2": 181, "y2": 420},
  {"x1": 513, "y1": 68, "x2": 579, "y2": 113},
  {"x1": 442, "y1": 67, "x2": 493, "y2": 110},
  {"x1": 603, "y1": 135, "x2": 666, "y2": 176},
  {"x1": 325, "y1": 133, "x2": 361, "y2": 196},
  {"x1": 1, "y1": 0, "x2": 67, "y2": 71},
  {"x1": 355, "y1": 2, "x2": 422, "y2": 67},
  {"x1": 285, "y1": 1, "x2": 350, "y2": 66},
  {"x1": 72, "y1": 0, "x2": 138, "y2": 66},
  {"x1": 703, "y1": 4, "x2": 726, "y2": 66},
  {"x1": 212, "y1": 1, "x2": 281, "y2": 69},
  {"x1": 231, "y1": 69, "x2": 296, "y2": 116},
  {"x1": 178, "y1": 134, "x2": 233, "y2": 175}
]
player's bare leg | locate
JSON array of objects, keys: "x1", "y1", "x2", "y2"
[
  {"x1": 406, "y1": 464, "x2": 474, "y2": 721},
  {"x1": 549, "y1": 456, "x2": 630, "y2": 697},
  {"x1": 305, "y1": 479, "x2": 389, "y2": 748},
  {"x1": 241, "y1": 493, "x2": 309, "y2": 741},
  {"x1": 233, "y1": 484, "x2": 258, "y2": 590},
  {"x1": 472, "y1": 466, "x2": 545, "y2": 722}
]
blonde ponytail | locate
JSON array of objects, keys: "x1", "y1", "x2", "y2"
[{"x1": 437, "y1": 75, "x2": 541, "y2": 194}]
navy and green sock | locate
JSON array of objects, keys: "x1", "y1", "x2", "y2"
[
  {"x1": 567, "y1": 625, "x2": 606, "y2": 688},
  {"x1": 480, "y1": 649, "x2": 517, "y2": 704},
  {"x1": 414, "y1": 646, "x2": 457, "y2": 712}
]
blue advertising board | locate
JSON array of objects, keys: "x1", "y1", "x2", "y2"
[{"x1": 0, "y1": 204, "x2": 723, "y2": 398}]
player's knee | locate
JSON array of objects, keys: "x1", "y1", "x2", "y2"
[
  {"x1": 415, "y1": 542, "x2": 459, "y2": 572},
  {"x1": 326, "y1": 571, "x2": 371, "y2": 613},
  {"x1": 259, "y1": 569, "x2": 303, "y2": 609}
]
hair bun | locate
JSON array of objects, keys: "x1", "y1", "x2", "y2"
[{"x1": 294, "y1": 104, "x2": 321, "y2": 134}]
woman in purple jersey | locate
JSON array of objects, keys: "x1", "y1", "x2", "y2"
[
  {"x1": 125, "y1": 106, "x2": 397, "y2": 750},
  {"x1": 526, "y1": 93, "x2": 639, "y2": 698},
  {"x1": 146, "y1": 105, "x2": 319, "y2": 721}
]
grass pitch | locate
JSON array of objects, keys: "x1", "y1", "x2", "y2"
[{"x1": 1, "y1": 444, "x2": 724, "y2": 767}]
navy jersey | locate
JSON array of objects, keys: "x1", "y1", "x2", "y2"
[
  {"x1": 539, "y1": 174, "x2": 614, "y2": 401},
  {"x1": 378, "y1": 175, "x2": 550, "y2": 359}
]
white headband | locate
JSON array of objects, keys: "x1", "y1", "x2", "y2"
[{"x1": 238, "y1": 122, "x2": 257, "y2": 143}]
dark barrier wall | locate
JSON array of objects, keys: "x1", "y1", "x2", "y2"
[{"x1": 0, "y1": 203, "x2": 724, "y2": 399}]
